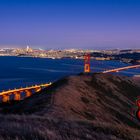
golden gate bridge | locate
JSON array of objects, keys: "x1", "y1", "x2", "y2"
[{"x1": 0, "y1": 54, "x2": 139, "y2": 103}]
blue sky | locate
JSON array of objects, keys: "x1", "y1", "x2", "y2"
[{"x1": 0, "y1": 0, "x2": 140, "y2": 49}]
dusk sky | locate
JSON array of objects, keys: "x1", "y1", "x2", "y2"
[{"x1": 0, "y1": 0, "x2": 140, "y2": 49}]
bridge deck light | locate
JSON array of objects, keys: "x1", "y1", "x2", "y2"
[{"x1": 0, "y1": 82, "x2": 52, "y2": 103}]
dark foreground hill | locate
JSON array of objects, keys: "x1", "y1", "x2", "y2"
[{"x1": 0, "y1": 73, "x2": 140, "y2": 140}]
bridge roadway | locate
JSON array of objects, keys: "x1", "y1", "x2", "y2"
[
  {"x1": 102, "y1": 64, "x2": 140, "y2": 73},
  {"x1": 0, "y1": 83, "x2": 52, "y2": 103}
]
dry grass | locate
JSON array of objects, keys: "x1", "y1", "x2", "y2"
[
  {"x1": 0, "y1": 73, "x2": 140, "y2": 140},
  {"x1": 0, "y1": 115, "x2": 139, "y2": 140}
]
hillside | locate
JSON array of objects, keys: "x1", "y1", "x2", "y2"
[
  {"x1": 0, "y1": 73, "x2": 140, "y2": 140},
  {"x1": 133, "y1": 76, "x2": 140, "y2": 83}
]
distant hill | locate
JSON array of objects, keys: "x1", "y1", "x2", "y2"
[
  {"x1": 91, "y1": 52, "x2": 140, "y2": 62},
  {"x1": 0, "y1": 73, "x2": 140, "y2": 140},
  {"x1": 115, "y1": 53, "x2": 140, "y2": 60}
]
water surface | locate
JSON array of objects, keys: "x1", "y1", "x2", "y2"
[{"x1": 0, "y1": 56, "x2": 139, "y2": 91}]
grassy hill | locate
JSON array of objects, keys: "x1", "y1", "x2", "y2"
[{"x1": 0, "y1": 73, "x2": 140, "y2": 140}]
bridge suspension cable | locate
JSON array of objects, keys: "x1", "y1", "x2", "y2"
[{"x1": 102, "y1": 64, "x2": 140, "y2": 73}]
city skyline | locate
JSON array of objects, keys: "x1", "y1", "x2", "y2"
[{"x1": 0, "y1": 0, "x2": 140, "y2": 49}]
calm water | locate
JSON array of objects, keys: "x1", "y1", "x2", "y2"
[{"x1": 0, "y1": 56, "x2": 139, "y2": 91}]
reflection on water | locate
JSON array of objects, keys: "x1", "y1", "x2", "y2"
[{"x1": 19, "y1": 67, "x2": 72, "y2": 73}]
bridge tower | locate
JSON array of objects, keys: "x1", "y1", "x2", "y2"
[
  {"x1": 84, "y1": 54, "x2": 90, "y2": 73},
  {"x1": 136, "y1": 98, "x2": 140, "y2": 121}
]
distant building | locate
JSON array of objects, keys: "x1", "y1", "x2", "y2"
[
  {"x1": 26, "y1": 45, "x2": 30, "y2": 52},
  {"x1": 26, "y1": 46, "x2": 33, "y2": 53}
]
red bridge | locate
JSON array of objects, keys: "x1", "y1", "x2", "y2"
[{"x1": 102, "y1": 64, "x2": 140, "y2": 73}]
